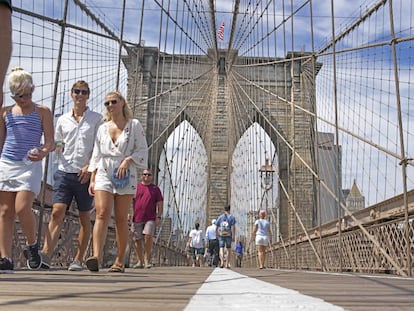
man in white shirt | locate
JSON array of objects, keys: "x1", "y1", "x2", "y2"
[
  {"x1": 41, "y1": 80, "x2": 102, "y2": 271},
  {"x1": 205, "y1": 219, "x2": 219, "y2": 267}
]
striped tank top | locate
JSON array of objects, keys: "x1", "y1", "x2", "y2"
[{"x1": 1, "y1": 104, "x2": 42, "y2": 161}]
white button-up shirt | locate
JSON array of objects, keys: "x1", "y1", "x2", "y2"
[
  {"x1": 55, "y1": 107, "x2": 102, "y2": 173},
  {"x1": 205, "y1": 224, "x2": 217, "y2": 240}
]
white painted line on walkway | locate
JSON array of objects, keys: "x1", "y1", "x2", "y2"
[{"x1": 184, "y1": 268, "x2": 345, "y2": 311}]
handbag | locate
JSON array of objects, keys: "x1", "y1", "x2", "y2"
[{"x1": 111, "y1": 167, "x2": 130, "y2": 189}]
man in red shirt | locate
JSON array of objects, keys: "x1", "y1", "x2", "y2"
[{"x1": 131, "y1": 169, "x2": 163, "y2": 268}]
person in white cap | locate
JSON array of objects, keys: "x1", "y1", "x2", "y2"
[{"x1": 205, "y1": 218, "x2": 219, "y2": 267}]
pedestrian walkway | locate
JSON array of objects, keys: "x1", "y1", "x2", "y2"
[
  {"x1": 1, "y1": 266, "x2": 413, "y2": 310},
  {"x1": 184, "y1": 268, "x2": 344, "y2": 310}
]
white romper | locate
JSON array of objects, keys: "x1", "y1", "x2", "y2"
[{"x1": 88, "y1": 119, "x2": 148, "y2": 195}]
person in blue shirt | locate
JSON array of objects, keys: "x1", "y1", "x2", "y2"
[
  {"x1": 235, "y1": 241, "x2": 243, "y2": 267},
  {"x1": 215, "y1": 204, "x2": 236, "y2": 268}
]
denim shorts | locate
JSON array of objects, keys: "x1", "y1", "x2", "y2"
[
  {"x1": 53, "y1": 170, "x2": 93, "y2": 212},
  {"x1": 218, "y1": 236, "x2": 232, "y2": 249}
]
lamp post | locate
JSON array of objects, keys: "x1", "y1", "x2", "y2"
[
  {"x1": 259, "y1": 158, "x2": 276, "y2": 241},
  {"x1": 259, "y1": 158, "x2": 275, "y2": 192}
]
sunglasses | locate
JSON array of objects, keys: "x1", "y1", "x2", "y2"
[
  {"x1": 73, "y1": 89, "x2": 89, "y2": 95},
  {"x1": 13, "y1": 92, "x2": 32, "y2": 99},
  {"x1": 142, "y1": 173, "x2": 152, "y2": 176},
  {"x1": 104, "y1": 99, "x2": 118, "y2": 107}
]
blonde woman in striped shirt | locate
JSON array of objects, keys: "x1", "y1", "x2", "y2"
[{"x1": 0, "y1": 67, "x2": 54, "y2": 272}]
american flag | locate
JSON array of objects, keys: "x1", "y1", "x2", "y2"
[{"x1": 217, "y1": 21, "x2": 225, "y2": 40}]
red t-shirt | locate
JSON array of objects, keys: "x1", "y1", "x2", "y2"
[{"x1": 133, "y1": 182, "x2": 163, "y2": 223}]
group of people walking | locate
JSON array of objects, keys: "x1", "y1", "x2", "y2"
[
  {"x1": 0, "y1": 67, "x2": 164, "y2": 273},
  {"x1": 187, "y1": 205, "x2": 237, "y2": 269},
  {"x1": 0, "y1": 65, "x2": 272, "y2": 274},
  {"x1": 186, "y1": 205, "x2": 273, "y2": 270}
]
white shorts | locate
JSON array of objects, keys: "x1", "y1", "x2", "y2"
[
  {"x1": 0, "y1": 158, "x2": 42, "y2": 195},
  {"x1": 93, "y1": 166, "x2": 137, "y2": 195},
  {"x1": 255, "y1": 235, "x2": 269, "y2": 246}
]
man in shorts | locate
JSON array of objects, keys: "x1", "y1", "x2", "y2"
[
  {"x1": 215, "y1": 204, "x2": 236, "y2": 268},
  {"x1": 131, "y1": 169, "x2": 163, "y2": 268},
  {"x1": 41, "y1": 80, "x2": 102, "y2": 271}
]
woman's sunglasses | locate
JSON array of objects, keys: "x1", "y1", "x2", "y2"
[{"x1": 104, "y1": 99, "x2": 118, "y2": 107}]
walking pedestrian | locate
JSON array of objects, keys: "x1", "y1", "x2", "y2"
[
  {"x1": 205, "y1": 219, "x2": 219, "y2": 267},
  {"x1": 131, "y1": 169, "x2": 163, "y2": 269},
  {"x1": 252, "y1": 210, "x2": 272, "y2": 269},
  {"x1": 187, "y1": 222, "x2": 204, "y2": 267},
  {"x1": 0, "y1": 67, "x2": 54, "y2": 272},
  {"x1": 41, "y1": 80, "x2": 102, "y2": 271},
  {"x1": 235, "y1": 241, "x2": 243, "y2": 268},
  {"x1": 215, "y1": 204, "x2": 236, "y2": 268},
  {"x1": 86, "y1": 91, "x2": 148, "y2": 272}
]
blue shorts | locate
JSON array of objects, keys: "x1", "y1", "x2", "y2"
[
  {"x1": 218, "y1": 236, "x2": 232, "y2": 249},
  {"x1": 53, "y1": 170, "x2": 93, "y2": 212}
]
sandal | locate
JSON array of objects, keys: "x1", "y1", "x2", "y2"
[{"x1": 108, "y1": 264, "x2": 125, "y2": 273}]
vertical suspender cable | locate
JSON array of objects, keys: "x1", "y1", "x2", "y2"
[
  {"x1": 329, "y1": 0, "x2": 343, "y2": 272},
  {"x1": 116, "y1": 0, "x2": 127, "y2": 90},
  {"x1": 36, "y1": 0, "x2": 69, "y2": 246},
  {"x1": 387, "y1": 0, "x2": 411, "y2": 277}
]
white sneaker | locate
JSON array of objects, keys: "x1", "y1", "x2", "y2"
[{"x1": 68, "y1": 260, "x2": 83, "y2": 271}]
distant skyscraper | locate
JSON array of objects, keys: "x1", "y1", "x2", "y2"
[
  {"x1": 345, "y1": 179, "x2": 365, "y2": 212},
  {"x1": 317, "y1": 132, "x2": 342, "y2": 224}
]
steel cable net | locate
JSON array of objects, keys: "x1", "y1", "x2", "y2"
[{"x1": 6, "y1": 0, "x2": 413, "y2": 274}]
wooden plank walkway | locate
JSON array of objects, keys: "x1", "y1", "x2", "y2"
[
  {"x1": 242, "y1": 269, "x2": 414, "y2": 311},
  {"x1": 1, "y1": 267, "x2": 413, "y2": 310}
]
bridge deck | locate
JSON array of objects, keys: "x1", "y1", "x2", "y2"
[{"x1": 1, "y1": 267, "x2": 413, "y2": 310}]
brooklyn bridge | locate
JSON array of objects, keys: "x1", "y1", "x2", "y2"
[{"x1": 1, "y1": 0, "x2": 413, "y2": 310}]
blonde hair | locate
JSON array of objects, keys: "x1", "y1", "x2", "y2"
[
  {"x1": 103, "y1": 90, "x2": 133, "y2": 121},
  {"x1": 8, "y1": 67, "x2": 34, "y2": 96}
]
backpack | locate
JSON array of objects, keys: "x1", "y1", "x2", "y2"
[{"x1": 219, "y1": 215, "x2": 231, "y2": 236}]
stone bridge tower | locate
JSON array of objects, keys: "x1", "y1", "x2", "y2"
[{"x1": 122, "y1": 47, "x2": 321, "y2": 238}]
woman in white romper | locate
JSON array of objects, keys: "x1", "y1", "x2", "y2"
[
  {"x1": 252, "y1": 210, "x2": 272, "y2": 269},
  {"x1": 86, "y1": 91, "x2": 148, "y2": 272}
]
